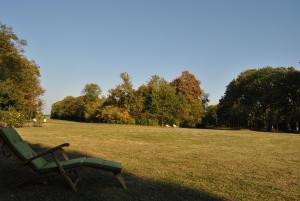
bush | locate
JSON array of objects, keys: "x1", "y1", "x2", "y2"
[
  {"x1": 0, "y1": 121, "x2": 5, "y2": 128},
  {"x1": 0, "y1": 108, "x2": 26, "y2": 128},
  {"x1": 135, "y1": 114, "x2": 159, "y2": 126},
  {"x1": 96, "y1": 106, "x2": 134, "y2": 124},
  {"x1": 147, "y1": 118, "x2": 159, "y2": 126}
]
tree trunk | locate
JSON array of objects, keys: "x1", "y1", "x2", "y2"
[{"x1": 287, "y1": 122, "x2": 291, "y2": 131}]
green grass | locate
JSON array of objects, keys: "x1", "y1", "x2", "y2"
[{"x1": 1, "y1": 119, "x2": 299, "y2": 201}]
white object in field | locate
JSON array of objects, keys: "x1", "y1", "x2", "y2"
[
  {"x1": 173, "y1": 124, "x2": 177, "y2": 128},
  {"x1": 166, "y1": 124, "x2": 170, "y2": 128},
  {"x1": 43, "y1": 118, "x2": 47, "y2": 123},
  {"x1": 33, "y1": 118, "x2": 37, "y2": 122}
]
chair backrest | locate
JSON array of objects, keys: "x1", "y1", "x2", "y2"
[{"x1": 0, "y1": 128, "x2": 48, "y2": 170}]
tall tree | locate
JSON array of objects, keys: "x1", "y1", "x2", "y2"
[
  {"x1": 171, "y1": 71, "x2": 206, "y2": 127},
  {"x1": 0, "y1": 22, "x2": 44, "y2": 118},
  {"x1": 82, "y1": 83, "x2": 101, "y2": 101},
  {"x1": 105, "y1": 72, "x2": 134, "y2": 111},
  {"x1": 146, "y1": 76, "x2": 180, "y2": 125},
  {"x1": 132, "y1": 75, "x2": 184, "y2": 126}
]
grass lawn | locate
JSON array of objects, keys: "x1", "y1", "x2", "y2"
[{"x1": 0, "y1": 120, "x2": 299, "y2": 201}]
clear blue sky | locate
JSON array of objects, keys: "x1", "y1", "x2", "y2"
[{"x1": 1, "y1": 0, "x2": 299, "y2": 114}]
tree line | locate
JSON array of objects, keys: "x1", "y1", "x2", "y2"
[
  {"x1": 51, "y1": 72, "x2": 208, "y2": 127},
  {"x1": 217, "y1": 67, "x2": 300, "y2": 132},
  {"x1": 51, "y1": 67, "x2": 300, "y2": 133},
  {"x1": 202, "y1": 67, "x2": 300, "y2": 132}
]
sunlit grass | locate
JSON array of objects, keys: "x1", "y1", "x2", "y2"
[{"x1": 12, "y1": 120, "x2": 300, "y2": 201}]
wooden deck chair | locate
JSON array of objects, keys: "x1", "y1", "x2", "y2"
[{"x1": 0, "y1": 128, "x2": 127, "y2": 192}]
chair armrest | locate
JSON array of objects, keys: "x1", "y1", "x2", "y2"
[{"x1": 24, "y1": 143, "x2": 70, "y2": 165}]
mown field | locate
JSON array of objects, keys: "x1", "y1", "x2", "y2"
[{"x1": 0, "y1": 120, "x2": 299, "y2": 201}]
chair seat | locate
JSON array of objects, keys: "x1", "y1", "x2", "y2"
[
  {"x1": 40, "y1": 157, "x2": 122, "y2": 173},
  {"x1": 41, "y1": 157, "x2": 86, "y2": 173},
  {"x1": 85, "y1": 157, "x2": 122, "y2": 172}
]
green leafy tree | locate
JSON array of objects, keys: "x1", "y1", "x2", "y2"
[
  {"x1": 135, "y1": 75, "x2": 182, "y2": 126},
  {"x1": 51, "y1": 96, "x2": 85, "y2": 121},
  {"x1": 51, "y1": 72, "x2": 208, "y2": 128},
  {"x1": 202, "y1": 105, "x2": 218, "y2": 127},
  {"x1": 0, "y1": 22, "x2": 44, "y2": 118},
  {"x1": 150, "y1": 76, "x2": 180, "y2": 125},
  {"x1": 105, "y1": 72, "x2": 134, "y2": 111},
  {"x1": 82, "y1": 83, "x2": 101, "y2": 101},
  {"x1": 218, "y1": 67, "x2": 300, "y2": 132}
]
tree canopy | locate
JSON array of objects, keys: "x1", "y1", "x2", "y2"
[
  {"x1": 51, "y1": 67, "x2": 300, "y2": 133},
  {"x1": 51, "y1": 71, "x2": 207, "y2": 127},
  {"x1": 0, "y1": 22, "x2": 44, "y2": 120},
  {"x1": 82, "y1": 83, "x2": 102, "y2": 101},
  {"x1": 171, "y1": 71, "x2": 206, "y2": 127},
  {"x1": 217, "y1": 67, "x2": 300, "y2": 132}
]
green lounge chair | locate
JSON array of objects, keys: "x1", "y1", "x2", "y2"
[{"x1": 0, "y1": 128, "x2": 127, "y2": 191}]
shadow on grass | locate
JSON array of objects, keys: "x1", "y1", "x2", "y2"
[{"x1": 0, "y1": 143, "x2": 225, "y2": 201}]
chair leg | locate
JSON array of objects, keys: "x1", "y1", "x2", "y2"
[
  {"x1": 114, "y1": 172, "x2": 127, "y2": 190},
  {"x1": 61, "y1": 171, "x2": 78, "y2": 192},
  {"x1": 52, "y1": 153, "x2": 79, "y2": 192},
  {"x1": 70, "y1": 169, "x2": 81, "y2": 187}
]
